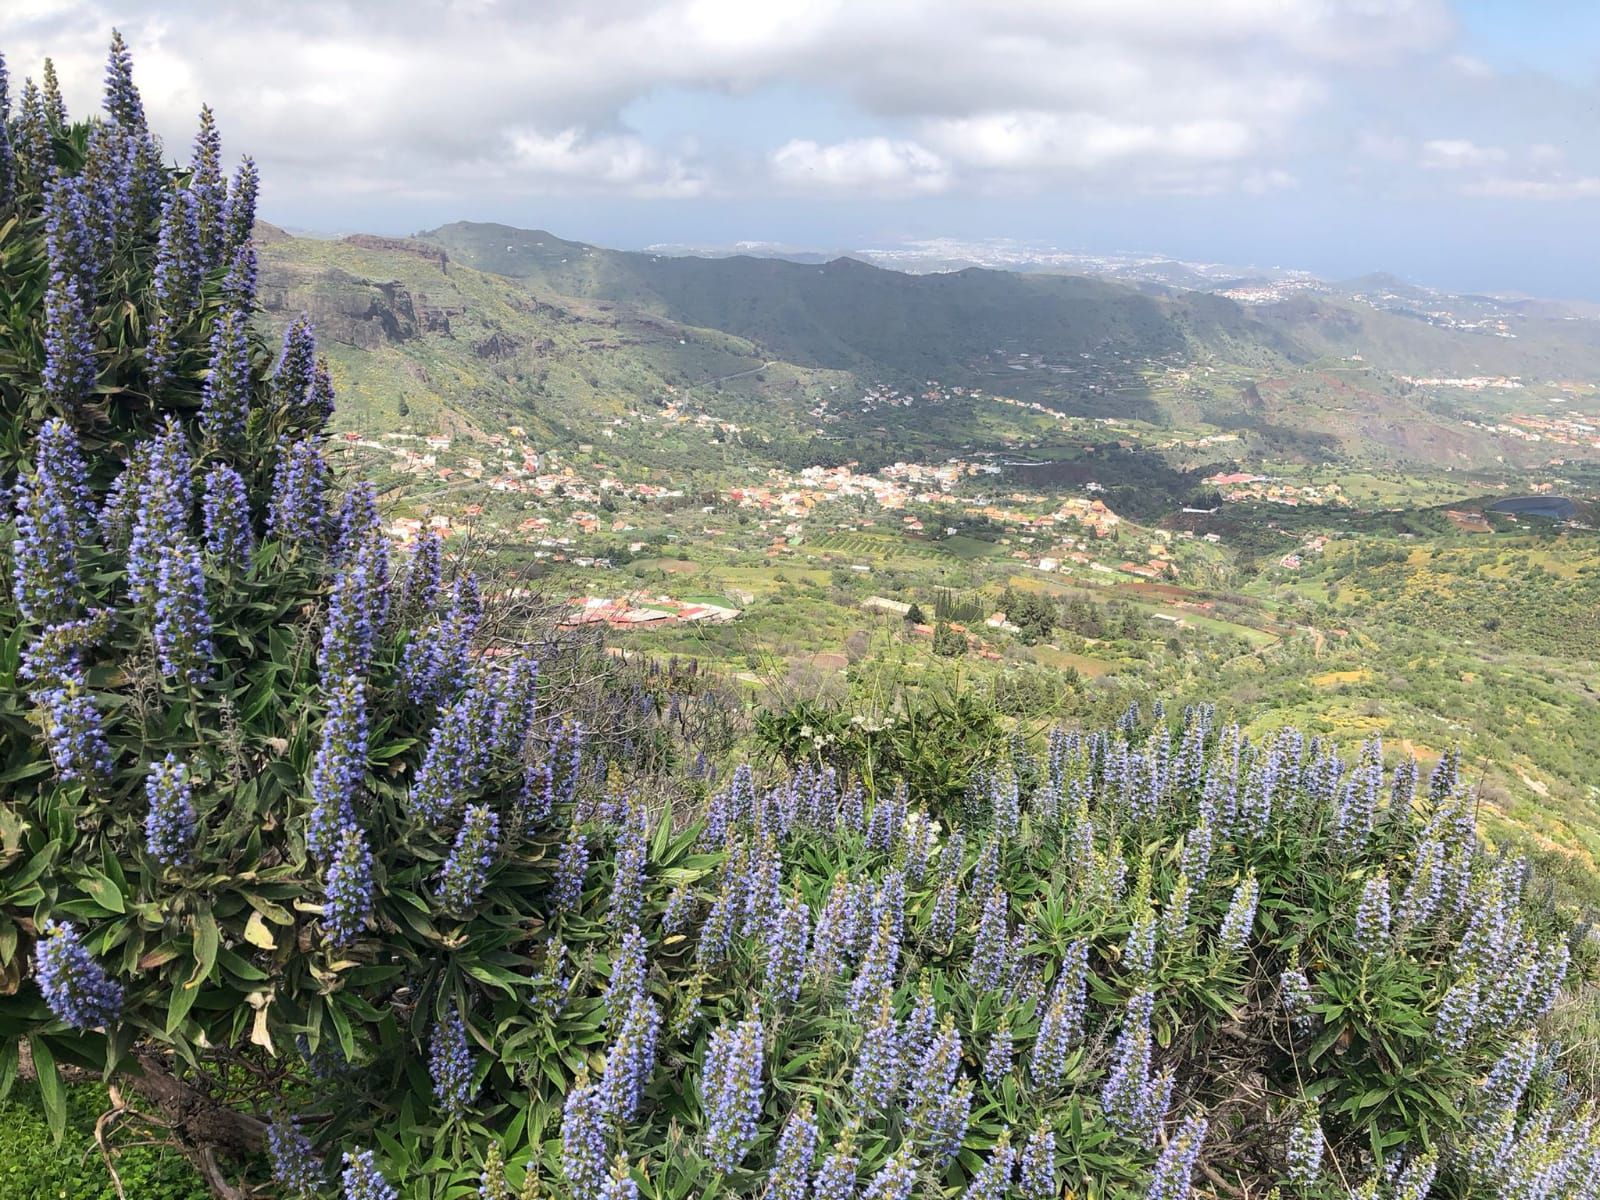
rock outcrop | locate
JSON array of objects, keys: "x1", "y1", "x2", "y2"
[
  {"x1": 341, "y1": 234, "x2": 450, "y2": 270},
  {"x1": 256, "y1": 236, "x2": 476, "y2": 348}
]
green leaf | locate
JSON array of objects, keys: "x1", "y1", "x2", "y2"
[
  {"x1": 463, "y1": 963, "x2": 526, "y2": 995},
  {"x1": 327, "y1": 998, "x2": 358, "y2": 1064},
  {"x1": 191, "y1": 911, "x2": 220, "y2": 985},
  {"x1": 5, "y1": 840, "x2": 60, "y2": 891},
  {"x1": 28, "y1": 1035, "x2": 66, "y2": 1143},
  {"x1": 79, "y1": 869, "x2": 126, "y2": 915},
  {"x1": 216, "y1": 947, "x2": 269, "y2": 982},
  {"x1": 243, "y1": 893, "x2": 296, "y2": 925},
  {"x1": 0, "y1": 757, "x2": 51, "y2": 784},
  {"x1": 166, "y1": 977, "x2": 200, "y2": 1034},
  {"x1": 99, "y1": 843, "x2": 127, "y2": 893}
]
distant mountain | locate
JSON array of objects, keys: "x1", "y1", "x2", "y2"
[
  {"x1": 644, "y1": 241, "x2": 851, "y2": 267},
  {"x1": 427, "y1": 221, "x2": 1600, "y2": 385},
  {"x1": 418, "y1": 221, "x2": 1306, "y2": 380},
  {"x1": 252, "y1": 220, "x2": 1600, "y2": 479},
  {"x1": 1335, "y1": 271, "x2": 1434, "y2": 297},
  {"x1": 256, "y1": 229, "x2": 806, "y2": 449}
]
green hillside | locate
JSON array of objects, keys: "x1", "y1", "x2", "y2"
[
  {"x1": 1255, "y1": 293, "x2": 1600, "y2": 378},
  {"x1": 421, "y1": 220, "x2": 1600, "y2": 408},
  {"x1": 260, "y1": 223, "x2": 1600, "y2": 480},
  {"x1": 420, "y1": 221, "x2": 1305, "y2": 381},
  {"x1": 256, "y1": 232, "x2": 1195, "y2": 477},
  {"x1": 258, "y1": 229, "x2": 781, "y2": 442}
]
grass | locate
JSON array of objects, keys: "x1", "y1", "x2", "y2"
[
  {"x1": 937, "y1": 534, "x2": 1004, "y2": 561},
  {"x1": 1029, "y1": 645, "x2": 1115, "y2": 677},
  {"x1": 808, "y1": 531, "x2": 958, "y2": 562},
  {"x1": 0, "y1": 1084, "x2": 208, "y2": 1200},
  {"x1": 1004, "y1": 573, "x2": 1279, "y2": 647},
  {"x1": 1310, "y1": 668, "x2": 1374, "y2": 687},
  {"x1": 1175, "y1": 611, "x2": 1280, "y2": 646},
  {"x1": 713, "y1": 565, "x2": 831, "y2": 594},
  {"x1": 630, "y1": 556, "x2": 700, "y2": 574}
]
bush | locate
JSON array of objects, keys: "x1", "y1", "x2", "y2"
[
  {"x1": 1000, "y1": 587, "x2": 1056, "y2": 644},
  {"x1": 932, "y1": 621, "x2": 966, "y2": 658}
]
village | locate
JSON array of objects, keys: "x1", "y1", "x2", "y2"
[
  {"x1": 324, "y1": 415, "x2": 1252, "y2": 640},
  {"x1": 1202, "y1": 471, "x2": 1347, "y2": 507},
  {"x1": 1464, "y1": 409, "x2": 1600, "y2": 450}
]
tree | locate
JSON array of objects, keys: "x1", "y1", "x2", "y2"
[
  {"x1": 905, "y1": 602, "x2": 926, "y2": 625},
  {"x1": 932, "y1": 621, "x2": 966, "y2": 657},
  {"x1": 1000, "y1": 587, "x2": 1056, "y2": 645},
  {"x1": 1061, "y1": 598, "x2": 1106, "y2": 639}
]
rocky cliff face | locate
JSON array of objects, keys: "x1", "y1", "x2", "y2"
[
  {"x1": 258, "y1": 265, "x2": 464, "y2": 348},
  {"x1": 340, "y1": 234, "x2": 450, "y2": 270},
  {"x1": 472, "y1": 330, "x2": 520, "y2": 360}
]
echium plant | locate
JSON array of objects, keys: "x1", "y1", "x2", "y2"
[
  {"x1": 0, "y1": 39, "x2": 595, "y2": 1188},
  {"x1": 152, "y1": 539, "x2": 215, "y2": 683},
  {"x1": 767, "y1": 1101, "x2": 819, "y2": 1200},
  {"x1": 265, "y1": 1118, "x2": 322, "y2": 1198},
  {"x1": 701, "y1": 1011, "x2": 765, "y2": 1172},
  {"x1": 267, "y1": 436, "x2": 330, "y2": 547},
  {"x1": 320, "y1": 811, "x2": 374, "y2": 949},
  {"x1": 341, "y1": 1149, "x2": 398, "y2": 1200},
  {"x1": 41, "y1": 255, "x2": 98, "y2": 407},
  {"x1": 145, "y1": 187, "x2": 203, "y2": 394},
  {"x1": 201, "y1": 462, "x2": 255, "y2": 563},
  {"x1": 428, "y1": 1012, "x2": 478, "y2": 1117},
  {"x1": 1146, "y1": 1114, "x2": 1206, "y2": 1200},
  {"x1": 34, "y1": 920, "x2": 123, "y2": 1030},
  {"x1": 143, "y1": 752, "x2": 198, "y2": 868},
  {"x1": 189, "y1": 104, "x2": 226, "y2": 267},
  {"x1": 306, "y1": 674, "x2": 368, "y2": 862},
  {"x1": 0, "y1": 48, "x2": 15, "y2": 193},
  {"x1": 438, "y1": 803, "x2": 500, "y2": 913},
  {"x1": 561, "y1": 1076, "x2": 609, "y2": 1195},
  {"x1": 1101, "y1": 989, "x2": 1174, "y2": 1146},
  {"x1": 598, "y1": 988, "x2": 662, "y2": 1122},
  {"x1": 200, "y1": 306, "x2": 251, "y2": 446},
  {"x1": 11, "y1": 418, "x2": 92, "y2": 624},
  {"x1": 851, "y1": 995, "x2": 904, "y2": 1116}
]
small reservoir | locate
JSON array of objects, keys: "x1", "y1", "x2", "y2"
[{"x1": 1488, "y1": 495, "x2": 1576, "y2": 521}]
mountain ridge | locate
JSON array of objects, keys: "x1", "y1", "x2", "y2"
[{"x1": 253, "y1": 218, "x2": 1600, "y2": 479}]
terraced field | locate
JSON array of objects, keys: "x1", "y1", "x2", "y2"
[{"x1": 808, "y1": 531, "x2": 962, "y2": 561}]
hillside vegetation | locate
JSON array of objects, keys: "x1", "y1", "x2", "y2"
[
  {"x1": 420, "y1": 222, "x2": 1273, "y2": 378},
  {"x1": 255, "y1": 221, "x2": 1600, "y2": 476},
  {"x1": 418, "y1": 220, "x2": 1600, "y2": 395}
]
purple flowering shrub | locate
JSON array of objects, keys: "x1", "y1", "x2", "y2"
[
  {"x1": 1, "y1": 35, "x2": 1597, "y2": 1200},
  {"x1": 0, "y1": 33, "x2": 728, "y2": 1199}
]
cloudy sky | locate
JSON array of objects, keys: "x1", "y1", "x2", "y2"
[{"x1": 7, "y1": 1, "x2": 1600, "y2": 296}]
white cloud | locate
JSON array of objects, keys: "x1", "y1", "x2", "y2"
[
  {"x1": 507, "y1": 129, "x2": 706, "y2": 197},
  {"x1": 1419, "y1": 139, "x2": 1507, "y2": 169},
  {"x1": 1464, "y1": 175, "x2": 1600, "y2": 199},
  {"x1": 1241, "y1": 167, "x2": 1297, "y2": 194},
  {"x1": 926, "y1": 110, "x2": 1257, "y2": 175},
  {"x1": 0, "y1": 0, "x2": 1474, "y2": 211},
  {"x1": 770, "y1": 137, "x2": 950, "y2": 195}
]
